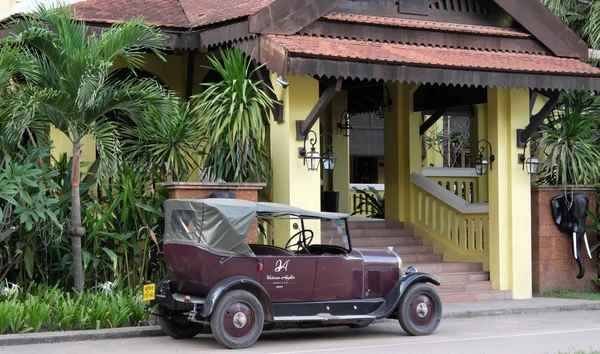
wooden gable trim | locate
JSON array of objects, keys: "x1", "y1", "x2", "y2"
[
  {"x1": 519, "y1": 90, "x2": 563, "y2": 143},
  {"x1": 491, "y1": 0, "x2": 588, "y2": 59},
  {"x1": 301, "y1": 20, "x2": 549, "y2": 55},
  {"x1": 288, "y1": 57, "x2": 600, "y2": 92},
  {"x1": 249, "y1": 0, "x2": 346, "y2": 35}
]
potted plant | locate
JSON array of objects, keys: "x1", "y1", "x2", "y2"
[
  {"x1": 161, "y1": 48, "x2": 277, "y2": 204},
  {"x1": 530, "y1": 90, "x2": 600, "y2": 293}
]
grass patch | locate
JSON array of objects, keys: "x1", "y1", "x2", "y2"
[{"x1": 540, "y1": 287, "x2": 600, "y2": 301}]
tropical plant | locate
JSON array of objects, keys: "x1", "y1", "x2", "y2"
[
  {"x1": 422, "y1": 120, "x2": 471, "y2": 168},
  {"x1": 0, "y1": 6, "x2": 175, "y2": 291},
  {"x1": 535, "y1": 91, "x2": 600, "y2": 186},
  {"x1": 351, "y1": 186, "x2": 385, "y2": 219},
  {"x1": 192, "y1": 47, "x2": 278, "y2": 183},
  {"x1": 121, "y1": 101, "x2": 203, "y2": 181}
]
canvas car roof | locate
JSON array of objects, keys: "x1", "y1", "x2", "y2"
[{"x1": 163, "y1": 198, "x2": 349, "y2": 256}]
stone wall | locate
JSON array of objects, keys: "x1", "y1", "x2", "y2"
[{"x1": 531, "y1": 186, "x2": 598, "y2": 294}]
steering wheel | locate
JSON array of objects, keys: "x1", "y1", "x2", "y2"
[{"x1": 285, "y1": 230, "x2": 314, "y2": 252}]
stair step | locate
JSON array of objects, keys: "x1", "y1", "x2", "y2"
[
  {"x1": 359, "y1": 245, "x2": 434, "y2": 254},
  {"x1": 396, "y1": 253, "x2": 444, "y2": 263},
  {"x1": 438, "y1": 271, "x2": 489, "y2": 284},
  {"x1": 348, "y1": 220, "x2": 405, "y2": 229},
  {"x1": 410, "y1": 262, "x2": 484, "y2": 274},
  {"x1": 349, "y1": 229, "x2": 414, "y2": 238},
  {"x1": 350, "y1": 237, "x2": 424, "y2": 247},
  {"x1": 440, "y1": 290, "x2": 512, "y2": 303},
  {"x1": 438, "y1": 281, "x2": 492, "y2": 293}
]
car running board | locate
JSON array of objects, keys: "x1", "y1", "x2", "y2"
[{"x1": 273, "y1": 314, "x2": 376, "y2": 322}]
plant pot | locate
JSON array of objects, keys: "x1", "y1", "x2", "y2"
[
  {"x1": 322, "y1": 191, "x2": 340, "y2": 212},
  {"x1": 531, "y1": 185, "x2": 598, "y2": 294},
  {"x1": 161, "y1": 182, "x2": 266, "y2": 243}
]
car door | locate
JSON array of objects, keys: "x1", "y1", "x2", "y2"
[
  {"x1": 260, "y1": 255, "x2": 318, "y2": 302},
  {"x1": 312, "y1": 251, "x2": 364, "y2": 301}
]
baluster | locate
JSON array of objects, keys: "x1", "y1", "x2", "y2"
[{"x1": 460, "y1": 216, "x2": 467, "y2": 249}]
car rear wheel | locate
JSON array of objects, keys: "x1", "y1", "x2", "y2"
[
  {"x1": 157, "y1": 305, "x2": 203, "y2": 339},
  {"x1": 397, "y1": 283, "x2": 442, "y2": 336},
  {"x1": 210, "y1": 290, "x2": 264, "y2": 349}
]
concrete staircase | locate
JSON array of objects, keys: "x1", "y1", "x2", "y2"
[{"x1": 324, "y1": 219, "x2": 512, "y2": 303}]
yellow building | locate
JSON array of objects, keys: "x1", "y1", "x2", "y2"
[{"x1": 3, "y1": 0, "x2": 600, "y2": 301}]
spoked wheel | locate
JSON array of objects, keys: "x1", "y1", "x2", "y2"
[
  {"x1": 210, "y1": 290, "x2": 264, "y2": 349},
  {"x1": 397, "y1": 283, "x2": 442, "y2": 336},
  {"x1": 157, "y1": 305, "x2": 203, "y2": 339}
]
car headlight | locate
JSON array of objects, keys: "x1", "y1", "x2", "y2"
[{"x1": 405, "y1": 266, "x2": 418, "y2": 275}]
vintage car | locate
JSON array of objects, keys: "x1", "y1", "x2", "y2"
[{"x1": 144, "y1": 198, "x2": 442, "y2": 349}]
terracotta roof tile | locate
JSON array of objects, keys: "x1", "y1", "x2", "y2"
[
  {"x1": 267, "y1": 35, "x2": 600, "y2": 76},
  {"x1": 72, "y1": 0, "x2": 274, "y2": 28},
  {"x1": 323, "y1": 12, "x2": 531, "y2": 38},
  {"x1": 73, "y1": 0, "x2": 190, "y2": 27},
  {"x1": 181, "y1": 0, "x2": 275, "y2": 27}
]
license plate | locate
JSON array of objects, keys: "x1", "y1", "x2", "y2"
[{"x1": 143, "y1": 283, "x2": 155, "y2": 301}]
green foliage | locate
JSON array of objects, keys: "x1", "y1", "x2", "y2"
[
  {"x1": 192, "y1": 48, "x2": 278, "y2": 183},
  {"x1": 121, "y1": 102, "x2": 202, "y2": 181},
  {"x1": 0, "y1": 281, "x2": 149, "y2": 334},
  {"x1": 540, "y1": 287, "x2": 600, "y2": 301},
  {"x1": 535, "y1": 91, "x2": 600, "y2": 186},
  {"x1": 422, "y1": 120, "x2": 471, "y2": 168},
  {"x1": 351, "y1": 186, "x2": 385, "y2": 219}
]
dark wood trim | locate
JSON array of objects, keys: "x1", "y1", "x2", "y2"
[
  {"x1": 420, "y1": 109, "x2": 447, "y2": 135},
  {"x1": 259, "y1": 36, "x2": 289, "y2": 80},
  {"x1": 301, "y1": 20, "x2": 549, "y2": 55},
  {"x1": 296, "y1": 77, "x2": 343, "y2": 140},
  {"x1": 185, "y1": 50, "x2": 195, "y2": 99},
  {"x1": 257, "y1": 66, "x2": 284, "y2": 122},
  {"x1": 198, "y1": 20, "x2": 253, "y2": 48},
  {"x1": 288, "y1": 57, "x2": 600, "y2": 92},
  {"x1": 520, "y1": 90, "x2": 563, "y2": 143},
  {"x1": 491, "y1": 0, "x2": 589, "y2": 59},
  {"x1": 249, "y1": 0, "x2": 345, "y2": 35},
  {"x1": 414, "y1": 84, "x2": 488, "y2": 112}
]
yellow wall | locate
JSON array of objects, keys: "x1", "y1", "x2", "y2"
[
  {"x1": 487, "y1": 87, "x2": 532, "y2": 299},
  {"x1": 269, "y1": 74, "x2": 321, "y2": 246},
  {"x1": 384, "y1": 81, "x2": 421, "y2": 222},
  {"x1": 422, "y1": 117, "x2": 444, "y2": 168}
]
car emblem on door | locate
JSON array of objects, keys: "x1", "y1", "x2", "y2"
[{"x1": 274, "y1": 259, "x2": 289, "y2": 272}]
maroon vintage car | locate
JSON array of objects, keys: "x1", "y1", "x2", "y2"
[{"x1": 145, "y1": 198, "x2": 442, "y2": 349}]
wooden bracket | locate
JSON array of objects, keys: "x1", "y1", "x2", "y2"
[
  {"x1": 296, "y1": 77, "x2": 343, "y2": 140},
  {"x1": 419, "y1": 108, "x2": 447, "y2": 136},
  {"x1": 519, "y1": 90, "x2": 563, "y2": 145}
]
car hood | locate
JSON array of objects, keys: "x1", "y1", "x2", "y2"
[{"x1": 353, "y1": 248, "x2": 402, "y2": 268}]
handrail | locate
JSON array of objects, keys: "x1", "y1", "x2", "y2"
[
  {"x1": 410, "y1": 172, "x2": 489, "y2": 265},
  {"x1": 410, "y1": 173, "x2": 488, "y2": 213},
  {"x1": 422, "y1": 167, "x2": 478, "y2": 178}
]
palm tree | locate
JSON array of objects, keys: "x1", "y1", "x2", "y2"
[
  {"x1": 0, "y1": 6, "x2": 175, "y2": 291},
  {"x1": 542, "y1": 0, "x2": 600, "y2": 51}
]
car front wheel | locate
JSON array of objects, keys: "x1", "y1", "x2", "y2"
[
  {"x1": 210, "y1": 290, "x2": 264, "y2": 349},
  {"x1": 397, "y1": 283, "x2": 442, "y2": 336}
]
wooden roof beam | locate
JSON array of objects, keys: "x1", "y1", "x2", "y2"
[
  {"x1": 249, "y1": 0, "x2": 345, "y2": 35},
  {"x1": 419, "y1": 109, "x2": 448, "y2": 136},
  {"x1": 492, "y1": 0, "x2": 588, "y2": 59},
  {"x1": 519, "y1": 90, "x2": 563, "y2": 145},
  {"x1": 296, "y1": 77, "x2": 343, "y2": 140}
]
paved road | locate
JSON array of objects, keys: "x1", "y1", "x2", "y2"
[{"x1": 3, "y1": 311, "x2": 600, "y2": 354}]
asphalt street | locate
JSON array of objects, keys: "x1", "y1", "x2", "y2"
[{"x1": 2, "y1": 310, "x2": 600, "y2": 354}]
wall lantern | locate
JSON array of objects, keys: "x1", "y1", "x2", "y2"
[
  {"x1": 376, "y1": 86, "x2": 393, "y2": 119},
  {"x1": 474, "y1": 139, "x2": 495, "y2": 176},
  {"x1": 299, "y1": 130, "x2": 337, "y2": 172},
  {"x1": 338, "y1": 110, "x2": 353, "y2": 137},
  {"x1": 519, "y1": 138, "x2": 540, "y2": 176}
]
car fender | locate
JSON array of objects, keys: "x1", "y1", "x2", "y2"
[
  {"x1": 201, "y1": 276, "x2": 273, "y2": 320},
  {"x1": 372, "y1": 272, "x2": 440, "y2": 319}
]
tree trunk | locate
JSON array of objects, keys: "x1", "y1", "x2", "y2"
[{"x1": 69, "y1": 139, "x2": 86, "y2": 292}]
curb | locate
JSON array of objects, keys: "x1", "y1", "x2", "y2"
[
  {"x1": 0, "y1": 325, "x2": 165, "y2": 347},
  {"x1": 3, "y1": 303, "x2": 600, "y2": 346},
  {"x1": 443, "y1": 302, "x2": 600, "y2": 319}
]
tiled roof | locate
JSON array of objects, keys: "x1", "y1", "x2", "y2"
[
  {"x1": 322, "y1": 12, "x2": 532, "y2": 38},
  {"x1": 72, "y1": 0, "x2": 275, "y2": 28},
  {"x1": 72, "y1": 0, "x2": 190, "y2": 28},
  {"x1": 267, "y1": 35, "x2": 600, "y2": 76}
]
